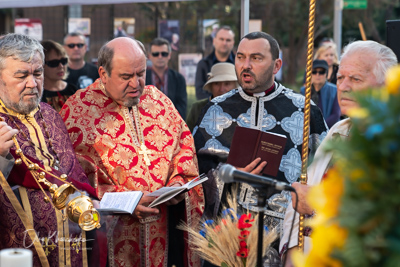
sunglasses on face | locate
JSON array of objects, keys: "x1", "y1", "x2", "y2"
[
  {"x1": 66, "y1": 43, "x2": 85, "y2": 49},
  {"x1": 151, "y1": 52, "x2": 169, "y2": 57},
  {"x1": 45, "y1": 58, "x2": 68, "y2": 68},
  {"x1": 312, "y1": 70, "x2": 327, "y2": 75}
]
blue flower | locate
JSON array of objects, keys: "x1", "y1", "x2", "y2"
[
  {"x1": 203, "y1": 220, "x2": 214, "y2": 227},
  {"x1": 199, "y1": 229, "x2": 206, "y2": 238},
  {"x1": 200, "y1": 220, "x2": 214, "y2": 238},
  {"x1": 365, "y1": 124, "x2": 384, "y2": 139},
  {"x1": 221, "y1": 208, "x2": 235, "y2": 220},
  {"x1": 264, "y1": 225, "x2": 269, "y2": 232}
]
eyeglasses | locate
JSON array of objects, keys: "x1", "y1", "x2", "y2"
[
  {"x1": 151, "y1": 52, "x2": 169, "y2": 57},
  {"x1": 45, "y1": 58, "x2": 68, "y2": 68},
  {"x1": 312, "y1": 70, "x2": 327, "y2": 75},
  {"x1": 66, "y1": 43, "x2": 85, "y2": 49}
]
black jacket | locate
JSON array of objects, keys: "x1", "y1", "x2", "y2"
[
  {"x1": 194, "y1": 50, "x2": 235, "y2": 100},
  {"x1": 146, "y1": 68, "x2": 187, "y2": 119}
]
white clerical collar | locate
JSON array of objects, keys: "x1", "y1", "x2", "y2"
[{"x1": 253, "y1": 92, "x2": 266, "y2": 97}]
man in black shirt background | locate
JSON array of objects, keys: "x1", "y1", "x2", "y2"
[{"x1": 64, "y1": 32, "x2": 99, "y2": 89}]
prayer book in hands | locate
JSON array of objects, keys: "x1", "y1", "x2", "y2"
[
  {"x1": 147, "y1": 174, "x2": 208, "y2": 208},
  {"x1": 98, "y1": 191, "x2": 143, "y2": 214},
  {"x1": 227, "y1": 126, "x2": 287, "y2": 177}
]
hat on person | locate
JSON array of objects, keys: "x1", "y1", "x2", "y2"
[
  {"x1": 203, "y1": 63, "x2": 238, "y2": 92},
  {"x1": 312, "y1": 59, "x2": 329, "y2": 72}
]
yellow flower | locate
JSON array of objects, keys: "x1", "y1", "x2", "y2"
[
  {"x1": 346, "y1": 107, "x2": 369, "y2": 119},
  {"x1": 370, "y1": 87, "x2": 389, "y2": 102},
  {"x1": 385, "y1": 65, "x2": 400, "y2": 95},
  {"x1": 350, "y1": 168, "x2": 364, "y2": 181},
  {"x1": 307, "y1": 168, "x2": 344, "y2": 223},
  {"x1": 350, "y1": 168, "x2": 372, "y2": 191},
  {"x1": 294, "y1": 224, "x2": 347, "y2": 267},
  {"x1": 295, "y1": 167, "x2": 348, "y2": 267}
]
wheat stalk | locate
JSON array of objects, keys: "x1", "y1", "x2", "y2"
[{"x1": 180, "y1": 189, "x2": 277, "y2": 267}]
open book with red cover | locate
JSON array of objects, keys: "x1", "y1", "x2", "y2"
[{"x1": 226, "y1": 126, "x2": 287, "y2": 177}]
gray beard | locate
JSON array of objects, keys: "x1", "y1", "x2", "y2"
[
  {"x1": 1, "y1": 93, "x2": 42, "y2": 114},
  {"x1": 123, "y1": 97, "x2": 140, "y2": 107}
]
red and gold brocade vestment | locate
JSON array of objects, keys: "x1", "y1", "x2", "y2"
[{"x1": 60, "y1": 80, "x2": 204, "y2": 267}]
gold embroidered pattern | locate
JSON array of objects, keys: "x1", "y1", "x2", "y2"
[
  {"x1": 149, "y1": 238, "x2": 164, "y2": 266},
  {"x1": 87, "y1": 105, "x2": 103, "y2": 119},
  {"x1": 43, "y1": 237, "x2": 57, "y2": 256},
  {"x1": 68, "y1": 132, "x2": 80, "y2": 146},
  {"x1": 109, "y1": 144, "x2": 136, "y2": 169},
  {"x1": 141, "y1": 97, "x2": 163, "y2": 118},
  {"x1": 72, "y1": 240, "x2": 81, "y2": 254},
  {"x1": 147, "y1": 126, "x2": 169, "y2": 151},
  {"x1": 181, "y1": 133, "x2": 194, "y2": 147},
  {"x1": 116, "y1": 240, "x2": 135, "y2": 266},
  {"x1": 99, "y1": 115, "x2": 124, "y2": 138},
  {"x1": 82, "y1": 90, "x2": 109, "y2": 107}
]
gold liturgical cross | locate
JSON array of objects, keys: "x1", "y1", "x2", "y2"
[
  {"x1": 72, "y1": 240, "x2": 81, "y2": 254},
  {"x1": 139, "y1": 143, "x2": 151, "y2": 166},
  {"x1": 43, "y1": 237, "x2": 57, "y2": 256}
]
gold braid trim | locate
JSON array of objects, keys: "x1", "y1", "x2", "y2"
[
  {"x1": 0, "y1": 172, "x2": 49, "y2": 267},
  {"x1": 19, "y1": 187, "x2": 34, "y2": 225},
  {"x1": 299, "y1": 0, "x2": 317, "y2": 251}
]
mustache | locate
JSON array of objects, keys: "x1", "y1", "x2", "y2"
[
  {"x1": 340, "y1": 90, "x2": 353, "y2": 97},
  {"x1": 241, "y1": 69, "x2": 255, "y2": 77},
  {"x1": 340, "y1": 90, "x2": 356, "y2": 101},
  {"x1": 22, "y1": 89, "x2": 39, "y2": 95}
]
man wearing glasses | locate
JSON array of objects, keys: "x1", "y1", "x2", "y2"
[
  {"x1": 145, "y1": 37, "x2": 187, "y2": 118},
  {"x1": 63, "y1": 32, "x2": 99, "y2": 89},
  {"x1": 301, "y1": 59, "x2": 341, "y2": 128}
]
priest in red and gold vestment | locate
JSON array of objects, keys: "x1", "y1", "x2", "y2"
[
  {"x1": 60, "y1": 37, "x2": 204, "y2": 267},
  {"x1": 0, "y1": 33, "x2": 104, "y2": 267}
]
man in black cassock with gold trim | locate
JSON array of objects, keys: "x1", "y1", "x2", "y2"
[{"x1": 193, "y1": 31, "x2": 328, "y2": 266}]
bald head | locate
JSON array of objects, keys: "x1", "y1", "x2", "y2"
[
  {"x1": 98, "y1": 37, "x2": 147, "y2": 107},
  {"x1": 98, "y1": 37, "x2": 146, "y2": 76}
]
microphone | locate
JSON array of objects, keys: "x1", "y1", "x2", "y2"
[{"x1": 218, "y1": 164, "x2": 294, "y2": 191}]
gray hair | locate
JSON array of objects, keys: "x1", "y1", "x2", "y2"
[
  {"x1": 98, "y1": 38, "x2": 146, "y2": 76},
  {"x1": 0, "y1": 33, "x2": 44, "y2": 74},
  {"x1": 341, "y1": 40, "x2": 398, "y2": 85}
]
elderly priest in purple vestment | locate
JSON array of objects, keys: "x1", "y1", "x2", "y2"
[{"x1": 0, "y1": 33, "x2": 106, "y2": 267}]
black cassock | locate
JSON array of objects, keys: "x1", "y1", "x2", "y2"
[{"x1": 193, "y1": 83, "x2": 328, "y2": 266}]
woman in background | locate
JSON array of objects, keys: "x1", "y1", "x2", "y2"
[
  {"x1": 41, "y1": 40, "x2": 77, "y2": 111},
  {"x1": 314, "y1": 42, "x2": 340, "y2": 85}
]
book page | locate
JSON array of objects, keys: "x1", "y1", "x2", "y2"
[
  {"x1": 147, "y1": 174, "x2": 208, "y2": 208},
  {"x1": 185, "y1": 174, "x2": 208, "y2": 189},
  {"x1": 265, "y1": 131, "x2": 287, "y2": 138},
  {"x1": 146, "y1": 186, "x2": 182, "y2": 197},
  {"x1": 99, "y1": 191, "x2": 143, "y2": 214},
  {"x1": 147, "y1": 188, "x2": 186, "y2": 208}
]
